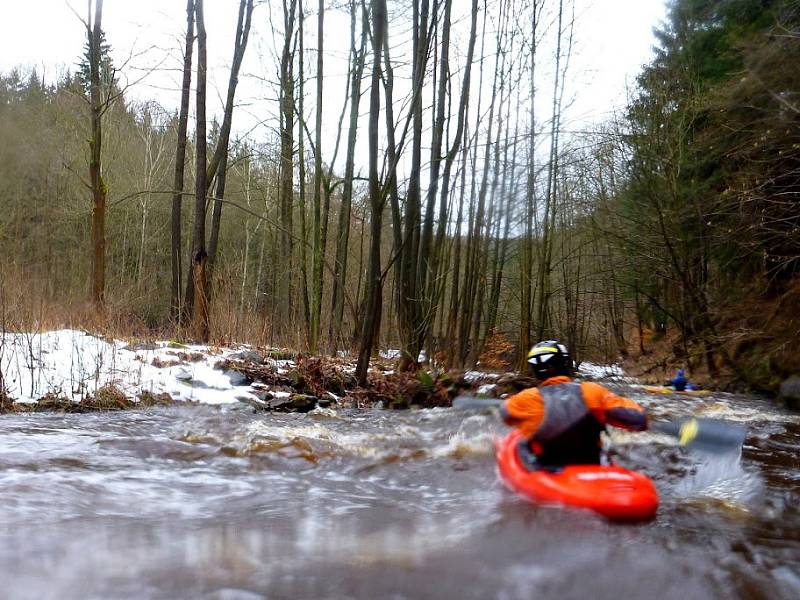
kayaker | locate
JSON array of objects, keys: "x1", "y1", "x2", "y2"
[
  {"x1": 500, "y1": 340, "x2": 648, "y2": 468},
  {"x1": 666, "y1": 368, "x2": 689, "y2": 391}
]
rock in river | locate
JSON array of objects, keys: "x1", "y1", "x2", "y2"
[
  {"x1": 223, "y1": 369, "x2": 251, "y2": 387},
  {"x1": 228, "y1": 350, "x2": 264, "y2": 364},
  {"x1": 779, "y1": 376, "x2": 800, "y2": 410}
]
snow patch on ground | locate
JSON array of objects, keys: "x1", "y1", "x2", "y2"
[
  {"x1": 463, "y1": 371, "x2": 501, "y2": 383},
  {"x1": 378, "y1": 348, "x2": 427, "y2": 362},
  {"x1": 0, "y1": 329, "x2": 295, "y2": 405},
  {"x1": 476, "y1": 383, "x2": 496, "y2": 396}
]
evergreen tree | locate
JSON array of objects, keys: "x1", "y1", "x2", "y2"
[{"x1": 77, "y1": 29, "x2": 115, "y2": 98}]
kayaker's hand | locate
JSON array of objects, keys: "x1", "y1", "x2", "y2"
[{"x1": 499, "y1": 401, "x2": 521, "y2": 426}]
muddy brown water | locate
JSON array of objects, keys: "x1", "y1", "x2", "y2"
[{"x1": 0, "y1": 385, "x2": 798, "y2": 600}]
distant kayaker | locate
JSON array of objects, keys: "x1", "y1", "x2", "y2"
[
  {"x1": 500, "y1": 340, "x2": 648, "y2": 468},
  {"x1": 666, "y1": 369, "x2": 689, "y2": 392}
]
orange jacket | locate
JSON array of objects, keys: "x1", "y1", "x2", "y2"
[{"x1": 500, "y1": 376, "x2": 648, "y2": 439}]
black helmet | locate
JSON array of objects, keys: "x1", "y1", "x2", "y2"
[{"x1": 527, "y1": 340, "x2": 572, "y2": 380}]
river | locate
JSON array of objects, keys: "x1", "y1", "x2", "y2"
[{"x1": 0, "y1": 385, "x2": 798, "y2": 599}]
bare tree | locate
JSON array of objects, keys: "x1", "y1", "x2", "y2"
[
  {"x1": 329, "y1": 0, "x2": 368, "y2": 352},
  {"x1": 393, "y1": 0, "x2": 432, "y2": 371},
  {"x1": 483, "y1": 79, "x2": 520, "y2": 353},
  {"x1": 297, "y1": 0, "x2": 311, "y2": 337},
  {"x1": 135, "y1": 103, "x2": 170, "y2": 287},
  {"x1": 309, "y1": 0, "x2": 326, "y2": 352},
  {"x1": 424, "y1": 0, "x2": 479, "y2": 360},
  {"x1": 518, "y1": 0, "x2": 544, "y2": 368},
  {"x1": 208, "y1": 0, "x2": 255, "y2": 270},
  {"x1": 87, "y1": 0, "x2": 106, "y2": 309},
  {"x1": 189, "y1": 0, "x2": 209, "y2": 342},
  {"x1": 457, "y1": 0, "x2": 505, "y2": 367},
  {"x1": 535, "y1": 0, "x2": 574, "y2": 340},
  {"x1": 277, "y1": 0, "x2": 298, "y2": 327},
  {"x1": 355, "y1": 0, "x2": 387, "y2": 385},
  {"x1": 170, "y1": 0, "x2": 195, "y2": 321}
]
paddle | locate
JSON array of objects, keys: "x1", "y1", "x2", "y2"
[
  {"x1": 648, "y1": 418, "x2": 747, "y2": 454},
  {"x1": 451, "y1": 395, "x2": 747, "y2": 454},
  {"x1": 452, "y1": 397, "x2": 505, "y2": 410}
]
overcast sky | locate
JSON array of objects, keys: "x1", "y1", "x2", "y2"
[{"x1": 1, "y1": 0, "x2": 668, "y2": 147}]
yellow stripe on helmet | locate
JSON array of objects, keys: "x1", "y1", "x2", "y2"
[{"x1": 528, "y1": 346, "x2": 558, "y2": 358}]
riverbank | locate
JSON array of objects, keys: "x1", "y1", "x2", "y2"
[
  {"x1": 3, "y1": 325, "x2": 795, "y2": 416},
  {"x1": 617, "y1": 280, "x2": 800, "y2": 409},
  {"x1": 0, "y1": 329, "x2": 450, "y2": 413},
  {"x1": 0, "y1": 329, "x2": 633, "y2": 414}
]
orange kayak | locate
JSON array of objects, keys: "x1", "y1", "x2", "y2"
[{"x1": 495, "y1": 430, "x2": 659, "y2": 521}]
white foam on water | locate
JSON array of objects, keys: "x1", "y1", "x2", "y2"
[
  {"x1": 674, "y1": 450, "x2": 763, "y2": 506},
  {"x1": 607, "y1": 422, "x2": 763, "y2": 507},
  {"x1": 432, "y1": 430, "x2": 497, "y2": 458},
  {"x1": 241, "y1": 420, "x2": 423, "y2": 460},
  {"x1": 772, "y1": 566, "x2": 800, "y2": 596},
  {"x1": 430, "y1": 415, "x2": 501, "y2": 458},
  {"x1": 692, "y1": 400, "x2": 800, "y2": 424}
]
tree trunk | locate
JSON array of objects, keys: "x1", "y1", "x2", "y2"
[
  {"x1": 329, "y1": 0, "x2": 367, "y2": 352},
  {"x1": 298, "y1": 0, "x2": 311, "y2": 339},
  {"x1": 535, "y1": 0, "x2": 571, "y2": 341},
  {"x1": 394, "y1": 0, "x2": 431, "y2": 371},
  {"x1": 453, "y1": 4, "x2": 488, "y2": 366},
  {"x1": 207, "y1": 149, "x2": 229, "y2": 271},
  {"x1": 88, "y1": 0, "x2": 106, "y2": 309},
  {"x1": 518, "y1": 0, "x2": 541, "y2": 368},
  {"x1": 188, "y1": 0, "x2": 209, "y2": 342},
  {"x1": 470, "y1": 18, "x2": 510, "y2": 364},
  {"x1": 278, "y1": 0, "x2": 298, "y2": 328},
  {"x1": 426, "y1": 0, "x2": 478, "y2": 357},
  {"x1": 417, "y1": 0, "x2": 451, "y2": 354},
  {"x1": 445, "y1": 124, "x2": 471, "y2": 355},
  {"x1": 483, "y1": 86, "x2": 519, "y2": 347},
  {"x1": 383, "y1": 28, "x2": 402, "y2": 269},
  {"x1": 191, "y1": 250, "x2": 209, "y2": 342},
  {"x1": 459, "y1": 4, "x2": 501, "y2": 366},
  {"x1": 171, "y1": 0, "x2": 194, "y2": 322},
  {"x1": 208, "y1": 0, "x2": 255, "y2": 271},
  {"x1": 309, "y1": 0, "x2": 326, "y2": 352},
  {"x1": 355, "y1": 0, "x2": 386, "y2": 385}
]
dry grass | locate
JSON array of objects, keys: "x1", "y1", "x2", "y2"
[
  {"x1": 0, "y1": 385, "x2": 181, "y2": 414},
  {"x1": 0, "y1": 261, "x2": 301, "y2": 349}
]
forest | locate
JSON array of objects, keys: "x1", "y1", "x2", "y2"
[{"x1": 1, "y1": 0, "x2": 798, "y2": 394}]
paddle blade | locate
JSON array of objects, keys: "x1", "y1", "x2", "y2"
[
  {"x1": 651, "y1": 417, "x2": 747, "y2": 454},
  {"x1": 452, "y1": 396, "x2": 504, "y2": 410}
]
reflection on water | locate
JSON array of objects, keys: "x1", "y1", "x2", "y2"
[{"x1": 0, "y1": 387, "x2": 798, "y2": 599}]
